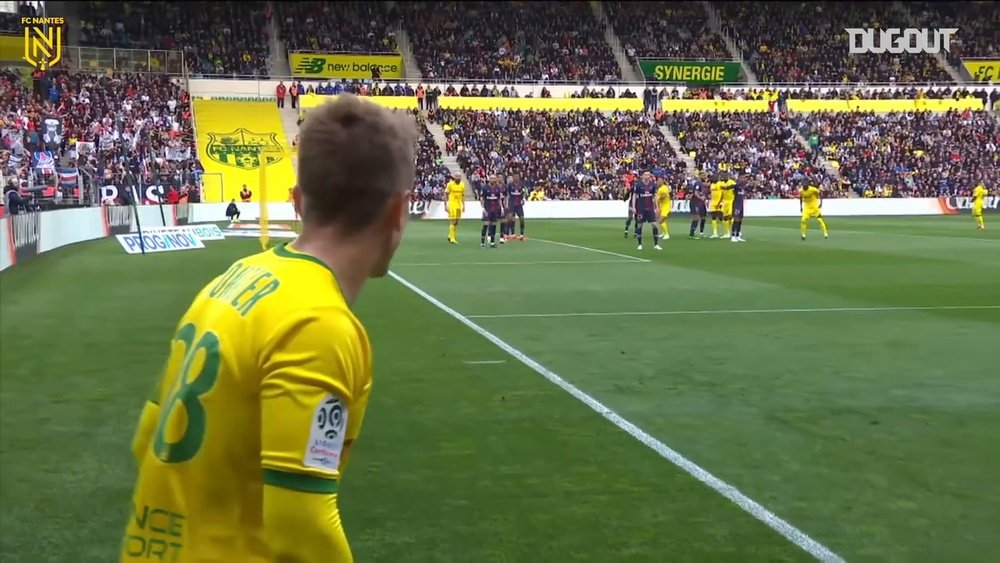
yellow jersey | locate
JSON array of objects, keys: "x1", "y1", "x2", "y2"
[
  {"x1": 972, "y1": 184, "x2": 988, "y2": 205},
  {"x1": 722, "y1": 179, "x2": 737, "y2": 202},
  {"x1": 801, "y1": 186, "x2": 821, "y2": 208},
  {"x1": 656, "y1": 184, "x2": 671, "y2": 206},
  {"x1": 446, "y1": 180, "x2": 464, "y2": 202},
  {"x1": 710, "y1": 181, "x2": 724, "y2": 204},
  {"x1": 122, "y1": 243, "x2": 372, "y2": 562}
]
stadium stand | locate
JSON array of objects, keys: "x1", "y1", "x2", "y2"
[
  {"x1": 717, "y1": 1, "x2": 954, "y2": 84},
  {"x1": 1, "y1": 69, "x2": 200, "y2": 203},
  {"x1": 401, "y1": 1, "x2": 621, "y2": 82},
  {"x1": 431, "y1": 108, "x2": 683, "y2": 200},
  {"x1": 79, "y1": 1, "x2": 270, "y2": 76},
  {"x1": 664, "y1": 111, "x2": 840, "y2": 198},
  {"x1": 908, "y1": 1, "x2": 1000, "y2": 63},
  {"x1": 412, "y1": 109, "x2": 451, "y2": 200},
  {"x1": 277, "y1": 1, "x2": 398, "y2": 54},
  {"x1": 605, "y1": 1, "x2": 732, "y2": 63},
  {"x1": 798, "y1": 110, "x2": 999, "y2": 198}
]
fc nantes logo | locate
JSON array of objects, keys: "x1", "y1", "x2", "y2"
[
  {"x1": 206, "y1": 129, "x2": 284, "y2": 170},
  {"x1": 22, "y1": 17, "x2": 66, "y2": 70}
]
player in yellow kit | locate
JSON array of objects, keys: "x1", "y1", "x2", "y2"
[
  {"x1": 656, "y1": 179, "x2": 671, "y2": 240},
  {"x1": 721, "y1": 176, "x2": 737, "y2": 238},
  {"x1": 120, "y1": 95, "x2": 419, "y2": 563},
  {"x1": 972, "y1": 182, "x2": 988, "y2": 230},
  {"x1": 800, "y1": 183, "x2": 829, "y2": 240},
  {"x1": 445, "y1": 172, "x2": 465, "y2": 243},
  {"x1": 709, "y1": 176, "x2": 725, "y2": 238}
]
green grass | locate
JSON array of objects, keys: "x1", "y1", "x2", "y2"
[{"x1": 1, "y1": 216, "x2": 998, "y2": 562}]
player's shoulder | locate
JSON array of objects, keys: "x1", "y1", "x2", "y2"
[{"x1": 240, "y1": 244, "x2": 353, "y2": 318}]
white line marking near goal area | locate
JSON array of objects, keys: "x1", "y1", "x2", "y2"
[
  {"x1": 466, "y1": 304, "x2": 1000, "y2": 320},
  {"x1": 394, "y1": 259, "x2": 642, "y2": 267},
  {"x1": 533, "y1": 238, "x2": 651, "y2": 263},
  {"x1": 463, "y1": 360, "x2": 507, "y2": 365},
  {"x1": 389, "y1": 270, "x2": 844, "y2": 563}
]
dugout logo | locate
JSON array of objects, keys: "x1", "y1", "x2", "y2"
[
  {"x1": 938, "y1": 195, "x2": 998, "y2": 214},
  {"x1": 206, "y1": 128, "x2": 284, "y2": 170},
  {"x1": 9, "y1": 212, "x2": 41, "y2": 264},
  {"x1": 104, "y1": 205, "x2": 132, "y2": 236}
]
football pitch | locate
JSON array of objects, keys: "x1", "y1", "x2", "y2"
[{"x1": 1, "y1": 216, "x2": 998, "y2": 562}]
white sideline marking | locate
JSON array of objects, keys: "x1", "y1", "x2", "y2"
[
  {"x1": 467, "y1": 304, "x2": 1000, "y2": 320},
  {"x1": 394, "y1": 259, "x2": 642, "y2": 267},
  {"x1": 533, "y1": 238, "x2": 651, "y2": 263},
  {"x1": 390, "y1": 271, "x2": 844, "y2": 563},
  {"x1": 464, "y1": 360, "x2": 507, "y2": 365}
]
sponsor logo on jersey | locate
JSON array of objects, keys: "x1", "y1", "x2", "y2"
[{"x1": 304, "y1": 395, "x2": 348, "y2": 472}]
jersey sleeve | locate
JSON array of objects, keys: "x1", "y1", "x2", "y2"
[{"x1": 258, "y1": 307, "x2": 371, "y2": 492}]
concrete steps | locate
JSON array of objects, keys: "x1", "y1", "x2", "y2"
[
  {"x1": 424, "y1": 120, "x2": 463, "y2": 181},
  {"x1": 591, "y1": 1, "x2": 642, "y2": 83},
  {"x1": 278, "y1": 106, "x2": 300, "y2": 175},
  {"x1": 658, "y1": 125, "x2": 697, "y2": 172},
  {"x1": 702, "y1": 1, "x2": 758, "y2": 85}
]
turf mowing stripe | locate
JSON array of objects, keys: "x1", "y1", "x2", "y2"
[
  {"x1": 533, "y1": 238, "x2": 651, "y2": 263},
  {"x1": 389, "y1": 271, "x2": 845, "y2": 563},
  {"x1": 748, "y1": 224, "x2": 999, "y2": 243},
  {"x1": 394, "y1": 259, "x2": 643, "y2": 267},
  {"x1": 466, "y1": 305, "x2": 1000, "y2": 320},
  {"x1": 463, "y1": 360, "x2": 507, "y2": 365}
]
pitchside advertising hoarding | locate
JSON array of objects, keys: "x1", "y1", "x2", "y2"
[
  {"x1": 115, "y1": 224, "x2": 226, "y2": 255},
  {"x1": 289, "y1": 52, "x2": 404, "y2": 79},
  {"x1": 938, "y1": 195, "x2": 999, "y2": 214},
  {"x1": 638, "y1": 60, "x2": 742, "y2": 85}
]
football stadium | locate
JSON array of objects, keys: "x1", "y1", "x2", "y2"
[{"x1": 1, "y1": 1, "x2": 998, "y2": 561}]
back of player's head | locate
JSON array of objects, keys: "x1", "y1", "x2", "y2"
[{"x1": 296, "y1": 94, "x2": 419, "y2": 232}]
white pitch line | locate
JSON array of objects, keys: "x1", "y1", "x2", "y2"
[
  {"x1": 533, "y1": 238, "x2": 651, "y2": 263},
  {"x1": 466, "y1": 304, "x2": 1000, "y2": 320},
  {"x1": 464, "y1": 360, "x2": 507, "y2": 365},
  {"x1": 389, "y1": 270, "x2": 844, "y2": 563},
  {"x1": 394, "y1": 259, "x2": 641, "y2": 267}
]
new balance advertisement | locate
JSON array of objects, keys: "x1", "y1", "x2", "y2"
[
  {"x1": 103, "y1": 205, "x2": 133, "y2": 236},
  {"x1": 10, "y1": 212, "x2": 41, "y2": 264},
  {"x1": 938, "y1": 196, "x2": 999, "y2": 214}
]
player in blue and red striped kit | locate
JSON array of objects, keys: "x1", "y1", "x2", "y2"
[
  {"x1": 631, "y1": 171, "x2": 662, "y2": 251},
  {"x1": 481, "y1": 175, "x2": 505, "y2": 248},
  {"x1": 503, "y1": 174, "x2": 527, "y2": 241}
]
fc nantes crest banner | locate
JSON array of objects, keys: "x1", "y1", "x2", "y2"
[
  {"x1": 206, "y1": 128, "x2": 283, "y2": 170},
  {"x1": 962, "y1": 60, "x2": 1000, "y2": 82},
  {"x1": 638, "y1": 60, "x2": 742, "y2": 85},
  {"x1": 289, "y1": 52, "x2": 403, "y2": 79}
]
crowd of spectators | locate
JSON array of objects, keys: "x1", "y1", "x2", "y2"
[
  {"x1": 1, "y1": 69, "x2": 201, "y2": 204},
  {"x1": 796, "y1": 110, "x2": 998, "y2": 198},
  {"x1": 80, "y1": 1, "x2": 270, "y2": 77},
  {"x1": 431, "y1": 108, "x2": 684, "y2": 200},
  {"x1": 401, "y1": 1, "x2": 620, "y2": 82},
  {"x1": 410, "y1": 109, "x2": 451, "y2": 200},
  {"x1": 277, "y1": 2, "x2": 398, "y2": 54},
  {"x1": 605, "y1": 1, "x2": 732, "y2": 63},
  {"x1": 908, "y1": 1, "x2": 1000, "y2": 64},
  {"x1": 718, "y1": 1, "x2": 953, "y2": 84},
  {"x1": 664, "y1": 111, "x2": 840, "y2": 198}
]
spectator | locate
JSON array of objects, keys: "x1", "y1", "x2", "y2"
[
  {"x1": 277, "y1": 2, "x2": 397, "y2": 54},
  {"x1": 431, "y1": 108, "x2": 685, "y2": 200},
  {"x1": 402, "y1": 1, "x2": 621, "y2": 82},
  {"x1": 79, "y1": 1, "x2": 271, "y2": 77},
  {"x1": 908, "y1": 2, "x2": 1000, "y2": 66},
  {"x1": 717, "y1": 1, "x2": 953, "y2": 84},
  {"x1": 665, "y1": 110, "x2": 839, "y2": 198},
  {"x1": 797, "y1": 110, "x2": 999, "y2": 197},
  {"x1": 606, "y1": 2, "x2": 732, "y2": 63}
]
